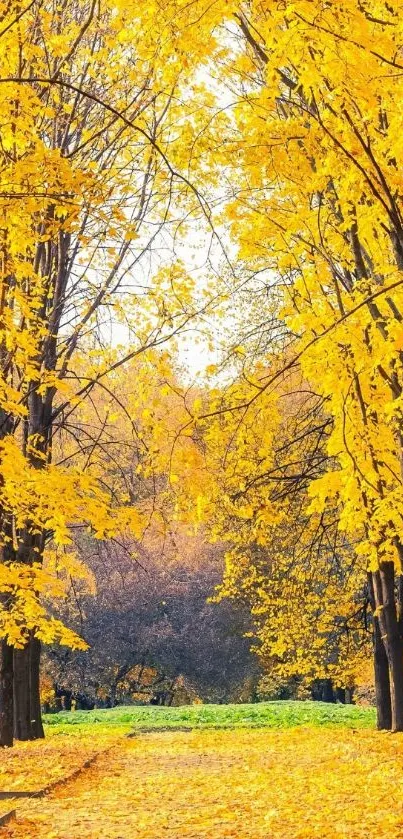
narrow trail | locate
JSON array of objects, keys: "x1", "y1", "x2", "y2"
[{"x1": 3, "y1": 727, "x2": 403, "y2": 839}]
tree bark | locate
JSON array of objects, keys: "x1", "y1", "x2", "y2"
[
  {"x1": 322, "y1": 679, "x2": 335, "y2": 703},
  {"x1": 30, "y1": 636, "x2": 44, "y2": 739},
  {"x1": 61, "y1": 691, "x2": 72, "y2": 712},
  {"x1": 13, "y1": 645, "x2": 31, "y2": 740},
  {"x1": 373, "y1": 613, "x2": 392, "y2": 729},
  {"x1": 13, "y1": 636, "x2": 44, "y2": 740},
  {"x1": 368, "y1": 572, "x2": 392, "y2": 729},
  {"x1": 381, "y1": 563, "x2": 403, "y2": 730},
  {"x1": 0, "y1": 639, "x2": 13, "y2": 746},
  {"x1": 0, "y1": 524, "x2": 15, "y2": 746},
  {"x1": 373, "y1": 564, "x2": 403, "y2": 731}
]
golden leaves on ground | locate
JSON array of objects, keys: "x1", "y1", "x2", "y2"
[
  {"x1": 0, "y1": 727, "x2": 122, "y2": 793},
  {"x1": 4, "y1": 728, "x2": 403, "y2": 839}
]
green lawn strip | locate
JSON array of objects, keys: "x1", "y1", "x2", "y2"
[
  {"x1": 44, "y1": 721, "x2": 133, "y2": 739},
  {"x1": 44, "y1": 700, "x2": 376, "y2": 734}
]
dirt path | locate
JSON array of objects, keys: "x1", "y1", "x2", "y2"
[{"x1": 3, "y1": 727, "x2": 403, "y2": 838}]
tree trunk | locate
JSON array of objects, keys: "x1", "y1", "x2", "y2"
[
  {"x1": 30, "y1": 636, "x2": 44, "y2": 739},
  {"x1": 13, "y1": 636, "x2": 44, "y2": 741},
  {"x1": 0, "y1": 525, "x2": 15, "y2": 747},
  {"x1": 0, "y1": 640, "x2": 13, "y2": 747},
  {"x1": 110, "y1": 683, "x2": 117, "y2": 708},
  {"x1": 345, "y1": 687, "x2": 354, "y2": 704},
  {"x1": 373, "y1": 563, "x2": 403, "y2": 731},
  {"x1": 322, "y1": 679, "x2": 335, "y2": 703},
  {"x1": 373, "y1": 614, "x2": 392, "y2": 729},
  {"x1": 368, "y1": 572, "x2": 392, "y2": 729},
  {"x1": 13, "y1": 645, "x2": 31, "y2": 740},
  {"x1": 61, "y1": 691, "x2": 72, "y2": 712}
]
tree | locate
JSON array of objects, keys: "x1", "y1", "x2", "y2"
[
  {"x1": 171, "y1": 364, "x2": 370, "y2": 700},
  {"x1": 43, "y1": 530, "x2": 257, "y2": 707},
  {"x1": 0, "y1": 0, "x2": 217, "y2": 744},
  {"x1": 3, "y1": 0, "x2": 403, "y2": 743},
  {"x1": 40, "y1": 354, "x2": 257, "y2": 705},
  {"x1": 162, "y1": 0, "x2": 403, "y2": 729}
]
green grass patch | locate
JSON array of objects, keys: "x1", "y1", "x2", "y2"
[{"x1": 43, "y1": 700, "x2": 376, "y2": 735}]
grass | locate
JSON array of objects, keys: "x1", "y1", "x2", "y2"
[{"x1": 43, "y1": 699, "x2": 376, "y2": 734}]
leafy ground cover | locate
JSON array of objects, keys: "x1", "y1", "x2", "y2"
[
  {"x1": 4, "y1": 726, "x2": 403, "y2": 839},
  {"x1": 43, "y1": 699, "x2": 376, "y2": 731},
  {"x1": 0, "y1": 703, "x2": 379, "y2": 834},
  {"x1": 0, "y1": 701, "x2": 376, "y2": 815},
  {"x1": 0, "y1": 725, "x2": 127, "y2": 795}
]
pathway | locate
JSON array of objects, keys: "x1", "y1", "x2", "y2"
[{"x1": 3, "y1": 727, "x2": 403, "y2": 838}]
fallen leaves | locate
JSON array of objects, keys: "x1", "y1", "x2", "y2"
[
  {"x1": 3, "y1": 726, "x2": 403, "y2": 838},
  {"x1": 0, "y1": 725, "x2": 124, "y2": 793}
]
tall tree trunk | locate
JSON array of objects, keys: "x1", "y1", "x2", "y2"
[
  {"x1": 30, "y1": 636, "x2": 44, "y2": 739},
  {"x1": 0, "y1": 525, "x2": 15, "y2": 746},
  {"x1": 373, "y1": 615, "x2": 392, "y2": 729},
  {"x1": 368, "y1": 572, "x2": 392, "y2": 729},
  {"x1": 0, "y1": 639, "x2": 13, "y2": 746},
  {"x1": 373, "y1": 563, "x2": 403, "y2": 731},
  {"x1": 13, "y1": 645, "x2": 31, "y2": 740},
  {"x1": 13, "y1": 635, "x2": 44, "y2": 741},
  {"x1": 381, "y1": 563, "x2": 403, "y2": 731}
]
